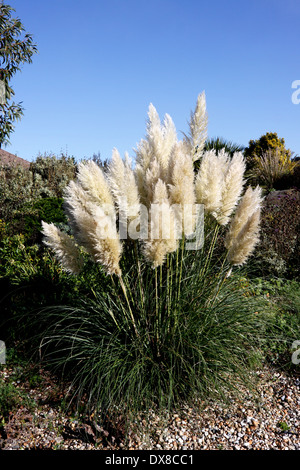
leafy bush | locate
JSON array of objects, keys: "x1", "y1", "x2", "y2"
[
  {"x1": 250, "y1": 148, "x2": 297, "y2": 191},
  {"x1": 8, "y1": 197, "x2": 68, "y2": 244},
  {"x1": 249, "y1": 189, "x2": 300, "y2": 278},
  {"x1": 29, "y1": 153, "x2": 77, "y2": 198},
  {"x1": 0, "y1": 218, "x2": 7, "y2": 241},
  {"x1": 273, "y1": 161, "x2": 300, "y2": 190},
  {"x1": 0, "y1": 153, "x2": 98, "y2": 346},
  {"x1": 0, "y1": 378, "x2": 34, "y2": 424},
  {"x1": 0, "y1": 153, "x2": 76, "y2": 224},
  {"x1": 0, "y1": 234, "x2": 40, "y2": 284},
  {"x1": 0, "y1": 233, "x2": 107, "y2": 345},
  {"x1": 0, "y1": 163, "x2": 36, "y2": 221},
  {"x1": 244, "y1": 132, "x2": 292, "y2": 173},
  {"x1": 204, "y1": 137, "x2": 245, "y2": 156},
  {"x1": 248, "y1": 277, "x2": 300, "y2": 369}
]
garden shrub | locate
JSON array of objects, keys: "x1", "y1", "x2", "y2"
[
  {"x1": 0, "y1": 163, "x2": 36, "y2": 221},
  {"x1": 0, "y1": 153, "x2": 76, "y2": 226},
  {"x1": 0, "y1": 377, "x2": 35, "y2": 424},
  {"x1": 204, "y1": 137, "x2": 245, "y2": 156},
  {"x1": 248, "y1": 277, "x2": 300, "y2": 369},
  {"x1": 249, "y1": 189, "x2": 300, "y2": 278},
  {"x1": 244, "y1": 132, "x2": 292, "y2": 172},
  {"x1": 0, "y1": 218, "x2": 7, "y2": 241},
  {"x1": 0, "y1": 232, "x2": 107, "y2": 346},
  {"x1": 273, "y1": 161, "x2": 300, "y2": 190},
  {"x1": 31, "y1": 94, "x2": 270, "y2": 419},
  {"x1": 8, "y1": 197, "x2": 68, "y2": 244},
  {"x1": 29, "y1": 153, "x2": 77, "y2": 198},
  {"x1": 250, "y1": 148, "x2": 297, "y2": 191}
]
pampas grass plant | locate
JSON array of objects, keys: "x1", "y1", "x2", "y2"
[
  {"x1": 251, "y1": 147, "x2": 298, "y2": 190},
  {"x1": 36, "y1": 93, "x2": 265, "y2": 420}
]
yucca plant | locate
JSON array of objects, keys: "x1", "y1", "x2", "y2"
[
  {"x1": 204, "y1": 136, "x2": 245, "y2": 156},
  {"x1": 36, "y1": 93, "x2": 265, "y2": 418}
]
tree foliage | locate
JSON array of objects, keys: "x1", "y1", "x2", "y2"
[
  {"x1": 244, "y1": 132, "x2": 296, "y2": 188},
  {"x1": 244, "y1": 132, "x2": 292, "y2": 171},
  {"x1": 204, "y1": 136, "x2": 245, "y2": 156},
  {"x1": 0, "y1": 3, "x2": 38, "y2": 147}
]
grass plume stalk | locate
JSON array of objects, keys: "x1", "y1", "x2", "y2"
[{"x1": 36, "y1": 95, "x2": 266, "y2": 417}]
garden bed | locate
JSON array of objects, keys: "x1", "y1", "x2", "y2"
[{"x1": 1, "y1": 362, "x2": 299, "y2": 450}]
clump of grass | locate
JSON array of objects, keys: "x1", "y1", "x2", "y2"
[
  {"x1": 246, "y1": 277, "x2": 300, "y2": 369},
  {"x1": 0, "y1": 372, "x2": 36, "y2": 424},
  {"x1": 30, "y1": 94, "x2": 267, "y2": 419},
  {"x1": 277, "y1": 421, "x2": 290, "y2": 432},
  {"x1": 251, "y1": 147, "x2": 297, "y2": 191},
  {"x1": 0, "y1": 380, "x2": 21, "y2": 422},
  {"x1": 34, "y1": 253, "x2": 265, "y2": 421}
]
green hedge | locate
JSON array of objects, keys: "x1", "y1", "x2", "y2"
[{"x1": 7, "y1": 197, "x2": 68, "y2": 244}]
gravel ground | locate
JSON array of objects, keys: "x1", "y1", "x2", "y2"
[{"x1": 0, "y1": 364, "x2": 299, "y2": 451}]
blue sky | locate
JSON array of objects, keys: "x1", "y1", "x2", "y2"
[{"x1": 4, "y1": 0, "x2": 300, "y2": 162}]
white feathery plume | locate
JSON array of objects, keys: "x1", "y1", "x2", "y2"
[
  {"x1": 144, "y1": 157, "x2": 164, "y2": 207},
  {"x1": 40, "y1": 96, "x2": 262, "y2": 277},
  {"x1": 134, "y1": 138, "x2": 153, "y2": 179},
  {"x1": 216, "y1": 148, "x2": 231, "y2": 176},
  {"x1": 63, "y1": 164, "x2": 123, "y2": 276},
  {"x1": 147, "y1": 103, "x2": 163, "y2": 151},
  {"x1": 76, "y1": 160, "x2": 115, "y2": 218},
  {"x1": 134, "y1": 104, "x2": 162, "y2": 181},
  {"x1": 69, "y1": 200, "x2": 121, "y2": 276},
  {"x1": 41, "y1": 221, "x2": 83, "y2": 274},
  {"x1": 67, "y1": 201, "x2": 98, "y2": 256},
  {"x1": 134, "y1": 104, "x2": 177, "y2": 191},
  {"x1": 146, "y1": 104, "x2": 177, "y2": 172},
  {"x1": 227, "y1": 208, "x2": 261, "y2": 266},
  {"x1": 135, "y1": 161, "x2": 148, "y2": 207},
  {"x1": 195, "y1": 150, "x2": 224, "y2": 217},
  {"x1": 134, "y1": 115, "x2": 160, "y2": 206},
  {"x1": 143, "y1": 179, "x2": 178, "y2": 268},
  {"x1": 108, "y1": 148, "x2": 140, "y2": 224},
  {"x1": 158, "y1": 113, "x2": 177, "y2": 176},
  {"x1": 89, "y1": 205, "x2": 122, "y2": 276},
  {"x1": 108, "y1": 148, "x2": 125, "y2": 194},
  {"x1": 64, "y1": 179, "x2": 93, "y2": 220},
  {"x1": 215, "y1": 151, "x2": 246, "y2": 225},
  {"x1": 168, "y1": 142, "x2": 196, "y2": 236},
  {"x1": 63, "y1": 180, "x2": 100, "y2": 255},
  {"x1": 123, "y1": 151, "x2": 141, "y2": 221},
  {"x1": 225, "y1": 186, "x2": 263, "y2": 251},
  {"x1": 184, "y1": 91, "x2": 208, "y2": 161}
]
